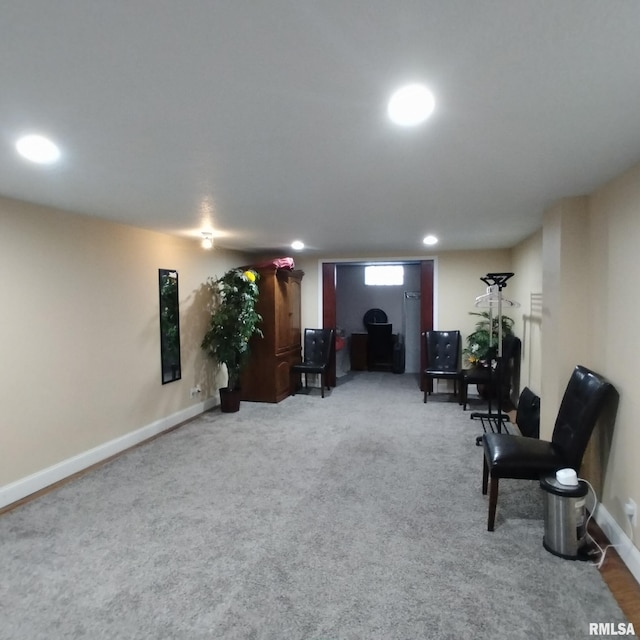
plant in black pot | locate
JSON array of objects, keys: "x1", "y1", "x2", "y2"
[
  {"x1": 201, "y1": 268, "x2": 262, "y2": 412},
  {"x1": 462, "y1": 311, "x2": 515, "y2": 368}
]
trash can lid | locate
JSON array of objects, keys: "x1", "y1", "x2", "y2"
[{"x1": 540, "y1": 474, "x2": 588, "y2": 497}]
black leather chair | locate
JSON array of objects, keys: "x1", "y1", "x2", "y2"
[
  {"x1": 366, "y1": 322, "x2": 394, "y2": 371},
  {"x1": 291, "y1": 328, "x2": 335, "y2": 398},
  {"x1": 513, "y1": 387, "x2": 541, "y2": 438},
  {"x1": 423, "y1": 330, "x2": 462, "y2": 402},
  {"x1": 482, "y1": 365, "x2": 615, "y2": 531}
]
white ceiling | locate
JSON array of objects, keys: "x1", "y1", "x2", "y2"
[{"x1": 2, "y1": 1, "x2": 640, "y2": 255}]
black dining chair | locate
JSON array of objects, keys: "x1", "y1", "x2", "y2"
[
  {"x1": 481, "y1": 365, "x2": 615, "y2": 531},
  {"x1": 423, "y1": 330, "x2": 462, "y2": 402},
  {"x1": 291, "y1": 328, "x2": 335, "y2": 398}
]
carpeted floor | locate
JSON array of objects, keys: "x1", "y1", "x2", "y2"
[{"x1": 0, "y1": 372, "x2": 634, "y2": 639}]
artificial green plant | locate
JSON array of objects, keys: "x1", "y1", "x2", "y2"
[
  {"x1": 201, "y1": 268, "x2": 262, "y2": 390},
  {"x1": 462, "y1": 311, "x2": 515, "y2": 367}
]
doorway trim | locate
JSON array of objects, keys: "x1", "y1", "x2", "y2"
[{"x1": 318, "y1": 257, "x2": 438, "y2": 387}]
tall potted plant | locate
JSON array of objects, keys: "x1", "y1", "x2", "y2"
[{"x1": 201, "y1": 268, "x2": 262, "y2": 412}]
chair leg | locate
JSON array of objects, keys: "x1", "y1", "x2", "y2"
[
  {"x1": 487, "y1": 477, "x2": 499, "y2": 531},
  {"x1": 321, "y1": 373, "x2": 325, "y2": 398},
  {"x1": 482, "y1": 456, "x2": 489, "y2": 495}
]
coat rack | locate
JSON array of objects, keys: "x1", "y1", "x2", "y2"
[{"x1": 471, "y1": 272, "x2": 520, "y2": 444}]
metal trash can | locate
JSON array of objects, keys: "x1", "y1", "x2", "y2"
[{"x1": 540, "y1": 474, "x2": 588, "y2": 559}]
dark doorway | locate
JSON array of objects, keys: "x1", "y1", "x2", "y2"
[{"x1": 321, "y1": 260, "x2": 434, "y2": 387}]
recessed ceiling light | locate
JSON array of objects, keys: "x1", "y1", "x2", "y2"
[
  {"x1": 423, "y1": 235, "x2": 438, "y2": 246},
  {"x1": 387, "y1": 84, "x2": 435, "y2": 127},
  {"x1": 201, "y1": 232, "x2": 214, "y2": 249},
  {"x1": 15, "y1": 134, "x2": 61, "y2": 164},
  {"x1": 291, "y1": 240, "x2": 305, "y2": 251}
]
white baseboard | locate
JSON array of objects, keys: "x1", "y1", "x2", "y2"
[
  {"x1": 0, "y1": 398, "x2": 218, "y2": 510},
  {"x1": 594, "y1": 503, "x2": 640, "y2": 585}
]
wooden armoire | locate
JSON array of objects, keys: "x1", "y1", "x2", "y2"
[{"x1": 240, "y1": 266, "x2": 304, "y2": 402}]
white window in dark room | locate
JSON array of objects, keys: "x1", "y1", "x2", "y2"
[{"x1": 364, "y1": 265, "x2": 404, "y2": 286}]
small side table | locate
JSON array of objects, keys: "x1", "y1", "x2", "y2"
[{"x1": 460, "y1": 366, "x2": 493, "y2": 410}]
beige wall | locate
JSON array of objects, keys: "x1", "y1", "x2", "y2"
[
  {"x1": 534, "y1": 168, "x2": 640, "y2": 553},
  {"x1": 511, "y1": 230, "x2": 543, "y2": 395},
  {"x1": 541, "y1": 197, "x2": 591, "y2": 436},
  {"x1": 436, "y1": 250, "x2": 512, "y2": 341},
  {"x1": 0, "y1": 196, "x2": 248, "y2": 486},
  {"x1": 586, "y1": 165, "x2": 640, "y2": 542}
]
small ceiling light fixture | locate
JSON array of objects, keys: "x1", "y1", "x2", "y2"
[
  {"x1": 291, "y1": 240, "x2": 305, "y2": 251},
  {"x1": 15, "y1": 134, "x2": 61, "y2": 164},
  {"x1": 423, "y1": 234, "x2": 438, "y2": 246},
  {"x1": 201, "y1": 232, "x2": 213, "y2": 249},
  {"x1": 387, "y1": 83, "x2": 435, "y2": 127}
]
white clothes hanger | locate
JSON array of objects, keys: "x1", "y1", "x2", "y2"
[
  {"x1": 474, "y1": 285, "x2": 521, "y2": 308},
  {"x1": 474, "y1": 297, "x2": 520, "y2": 308}
]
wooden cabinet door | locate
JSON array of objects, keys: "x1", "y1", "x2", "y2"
[
  {"x1": 274, "y1": 275, "x2": 290, "y2": 353},
  {"x1": 274, "y1": 356, "x2": 292, "y2": 401},
  {"x1": 288, "y1": 274, "x2": 301, "y2": 352},
  {"x1": 274, "y1": 271, "x2": 302, "y2": 354}
]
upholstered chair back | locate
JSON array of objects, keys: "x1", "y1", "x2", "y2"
[
  {"x1": 425, "y1": 330, "x2": 461, "y2": 372},
  {"x1": 303, "y1": 328, "x2": 334, "y2": 366},
  {"x1": 551, "y1": 365, "x2": 614, "y2": 470}
]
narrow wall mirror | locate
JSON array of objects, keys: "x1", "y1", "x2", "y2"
[{"x1": 159, "y1": 269, "x2": 181, "y2": 384}]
